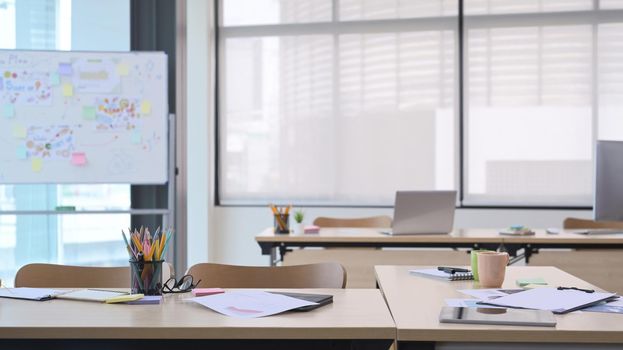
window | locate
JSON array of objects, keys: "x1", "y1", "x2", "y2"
[
  {"x1": 218, "y1": 0, "x2": 458, "y2": 205},
  {"x1": 0, "y1": 0, "x2": 131, "y2": 286},
  {"x1": 217, "y1": 0, "x2": 623, "y2": 207},
  {"x1": 464, "y1": 1, "x2": 623, "y2": 206}
]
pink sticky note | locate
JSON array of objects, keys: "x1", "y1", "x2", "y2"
[
  {"x1": 71, "y1": 152, "x2": 87, "y2": 166},
  {"x1": 192, "y1": 288, "x2": 225, "y2": 297}
]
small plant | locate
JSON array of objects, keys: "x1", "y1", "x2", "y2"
[{"x1": 294, "y1": 209, "x2": 305, "y2": 224}]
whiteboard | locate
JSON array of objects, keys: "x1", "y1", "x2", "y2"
[{"x1": 0, "y1": 50, "x2": 168, "y2": 184}]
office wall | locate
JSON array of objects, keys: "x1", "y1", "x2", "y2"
[{"x1": 183, "y1": 0, "x2": 594, "y2": 268}]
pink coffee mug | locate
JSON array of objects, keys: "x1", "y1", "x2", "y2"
[{"x1": 477, "y1": 251, "x2": 509, "y2": 288}]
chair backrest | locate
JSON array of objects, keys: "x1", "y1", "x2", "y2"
[
  {"x1": 186, "y1": 262, "x2": 347, "y2": 288},
  {"x1": 14, "y1": 263, "x2": 129, "y2": 288},
  {"x1": 313, "y1": 215, "x2": 392, "y2": 228},
  {"x1": 563, "y1": 217, "x2": 623, "y2": 230},
  {"x1": 14, "y1": 263, "x2": 175, "y2": 288}
]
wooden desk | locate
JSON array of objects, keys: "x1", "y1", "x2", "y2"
[
  {"x1": 375, "y1": 265, "x2": 623, "y2": 349},
  {"x1": 0, "y1": 288, "x2": 395, "y2": 350},
  {"x1": 256, "y1": 228, "x2": 623, "y2": 265}
]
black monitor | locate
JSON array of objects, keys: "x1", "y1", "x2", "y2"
[{"x1": 594, "y1": 140, "x2": 623, "y2": 221}]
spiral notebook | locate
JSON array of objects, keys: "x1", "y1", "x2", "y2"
[{"x1": 410, "y1": 268, "x2": 474, "y2": 281}]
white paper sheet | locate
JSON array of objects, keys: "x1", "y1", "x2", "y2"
[
  {"x1": 0, "y1": 288, "x2": 64, "y2": 301},
  {"x1": 458, "y1": 288, "x2": 523, "y2": 300},
  {"x1": 191, "y1": 291, "x2": 317, "y2": 318},
  {"x1": 445, "y1": 298, "x2": 505, "y2": 308}
]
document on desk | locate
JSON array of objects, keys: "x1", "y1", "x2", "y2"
[
  {"x1": 458, "y1": 288, "x2": 523, "y2": 300},
  {"x1": 191, "y1": 291, "x2": 317, "y2": 318},
  {"x1": 478, "y1": 287, "x2": 617, "y2": 314},
  {"x1": 0, "y1": 287, "x2": 64, "y2": 301},
  {"x1": 583, "y1": 297, "x2": 623, "y2": 314}
]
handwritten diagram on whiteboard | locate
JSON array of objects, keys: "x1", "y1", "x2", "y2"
[{"x1": 0, "y1": 50, "x2": 168, "y2": 184}]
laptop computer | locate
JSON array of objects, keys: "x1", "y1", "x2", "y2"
[{"x1": 383, "y1": 191, "x2": 457, "y2": 235}]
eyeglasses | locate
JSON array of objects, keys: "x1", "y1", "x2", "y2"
[{"x1": 162, "y1": 275, "x2": 201, "y2": 294}]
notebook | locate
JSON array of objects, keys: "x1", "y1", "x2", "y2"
[
  {"x1": 439, "y1": 306, "x2": 557, "y2": 327},
  {"x1": 55, "y1": 289, "x2": 128, "y2": 302},
  {"x1": 410, "y1": 268, "x2": 474, "y2": 281}
]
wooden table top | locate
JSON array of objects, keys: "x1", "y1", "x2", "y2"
[
  {"x1": 0, "y1": 289, "x2": 395, "y2": 340},
  {"x1": 256, "y1": 227, "x2": 623, "y2": 245},
  {"x1": 375, "y1": 265, "x2": 623, "y2": 344}
]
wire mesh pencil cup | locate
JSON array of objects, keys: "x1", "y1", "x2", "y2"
[{"x1": 130, "y1": 259, "x2": 164, "y2": 295}]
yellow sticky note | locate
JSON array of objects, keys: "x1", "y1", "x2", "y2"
[
  {"x1": 117, "y1": 63, "x2": 129, "y2": 76},
  {"x1": 62, "y1": 83, "x2": 73, "y2": 97},
  {"x1": 140, "y1": 100, "x2": 151, "y2": 115},
  {"x1": 31, "y1": 158, "x2": 42, "y2": 172},
  {"x1": 12, "y1": 124, "x2": 26, "y2": 139}
]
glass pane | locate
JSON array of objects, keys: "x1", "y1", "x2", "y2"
[
  {"x1": 339, "y1": 0, "x2": 458, "y2": 21},
  {"x1": 600, "y1": 0, "x2": 623, "y2": 9},
  {"x1": 465, "y1": 0, "x2": 593, "y2": 15},
  {"x1": 0, "y1": 0, "x2": 132, "y2": 285},
  {"x1": 466, "y1": 25, "x2": 593, "y2": 205},
  {"x1": 222, "y1": 0, "x2": 332, "y2": 26},
  {"x1": 0, "y1": 214, "x2": 130, "y2": 287},
  {"x1": 598, "y1": 23, "x2": 623, "y2": 141},
  {"x1": 220, "y1": 30, "x2": 456, "y2": 204}
]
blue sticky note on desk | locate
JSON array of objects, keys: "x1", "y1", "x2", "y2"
[
  {"x1": 3, "y1": 104, "x2": 14, "y2": 118},
  {"x1": 125, "y1": 295, "x2": 162, "y2": 305}
]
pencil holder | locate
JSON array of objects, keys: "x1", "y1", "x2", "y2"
[
  {"x1": 130, "y1": 259, "x2": 164, "y2": 295},
  {"x1": 274, "y1": 213, "x2": 290, "y2": 234}
]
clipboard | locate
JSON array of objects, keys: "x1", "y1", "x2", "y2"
[{"x1": 477, "y1": 287, "x2": 618, "y2": 314}]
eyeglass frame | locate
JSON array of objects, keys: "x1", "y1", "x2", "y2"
[{"x1": 161, "y1": 274, "x2": 202, "y2": 294}]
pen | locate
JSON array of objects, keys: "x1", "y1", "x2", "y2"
[{"x1": 438, "y1": 266, "x2": 470, "y2": 274}]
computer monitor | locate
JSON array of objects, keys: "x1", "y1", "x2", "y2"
[{"x1": 594, "y1": 140, "x2": 623, "y2": 221}]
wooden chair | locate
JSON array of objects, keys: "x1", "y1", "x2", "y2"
[
  {"x1": 313, "y1": 215, "x2": 392, "y2": 228},
  {"x1": 14, "y1": 263, "x2": 175, "y2": 288},
  {"x1": 529, "y1": 217, "x2": 623, "y2": 293},
  {"x1": 563, "y1": 217, "x2": 623, "y2": 230},
  {"x1": 186, "y1": 262, "x2": 346, "y2": 288}
]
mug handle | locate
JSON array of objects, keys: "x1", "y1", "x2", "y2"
[{"x1": 504, "y1": 253, "x2": 510, "y2": 266}]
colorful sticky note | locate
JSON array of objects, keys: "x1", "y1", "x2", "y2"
[
  {"x1": 12, "y1": 124, "x2": 26, "y2": 139},
  {"x1": 117, "y1": 63, "x2": 129, "y2": 76},
  {"x1": 131, "y1": 131, "x2": 142, "y2": 144},
  {"x1": 71, "y1": 152, "x2": 87, "y2": 166},
  {"x1": 140, "y1": 100, "x2": 151, "y2": 115},
  {"x1": 59, "y1": 63, "x2": 72, "y2": 76},
  {"x1": 31, "y1": 158, "x2": 42, "y2": 172},
  {"x1": 82, "y1": 106, "x2": 96, "y2": 120},
  {"x1": 3, "y1": 104, "x2": 14, "y2": 118},
  {"x1": 50, "y1": 72, "x2": 60, "y2": 86},
  {"x1": 62, "y1": 83, "x2": 73, "y2": 97},
  {"x1": 15, "y1": 146, "x2": 27, "y2": 160}
]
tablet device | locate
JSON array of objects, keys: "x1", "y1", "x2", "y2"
[
  {"x1": 439, "y1": 306, "x2": 556, "y2": 327},
  {"x1": 269, "y1": 292, "x2": 333, "y2": 311}
]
